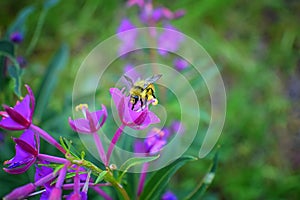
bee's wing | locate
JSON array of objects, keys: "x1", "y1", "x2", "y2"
[
  {"x1": 143, "y1": 74, "x2": 162, "y2": 88},
  {"x1": 123, "y1": 75, "x2": 134, "y2": 87}
]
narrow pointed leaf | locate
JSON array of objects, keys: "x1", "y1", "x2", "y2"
[
  {"x1": 185, "y1": 151, "x2": 219, "y2": 200},
  {"x1": 5, "y1": 6, "x2": 35, "y2": 38},
  {"x1": 8, "y1": 65, "x2": 22, "y2": 96},
  {"x1": 44, "y1": 0, "x2": 60, "y2": 9},
  {"x1": 95, "y1": 171, "x2": 108, "y2": 184},
  {"x1": 35, "y1": 44, "x2": 69, "y2": 121},
  {"x1": 140, "y1": 156, "x2": 197, "y2": 200},
  {"x1": 118, "y1": 155, "x2": 160, "y2": 181}
]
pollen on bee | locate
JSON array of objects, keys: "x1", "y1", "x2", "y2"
[{"x1": 152, "y1": 99, "x2": 158, "y2": 105}]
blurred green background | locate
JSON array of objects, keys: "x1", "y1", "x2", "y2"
[{"x1": 0, "y1": 0, "x2": 299, "y2": 199}]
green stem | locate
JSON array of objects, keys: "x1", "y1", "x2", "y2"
[
  {"x1": 0, "y1": 52, "x2": 21, "y2": 71},
  {"x1": 66, "y1": 153, "x2": 130, "y2": 200}
]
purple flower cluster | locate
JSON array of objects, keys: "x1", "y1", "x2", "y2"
[
  {"x1": 0, "y1": 85, "x2": 115, "y2": 199},
  {"x1": 1, "y1": 1, "x2": 188, "y2": 199},
  {"x1": 117, "y1": 0, "x2": 189, "y2": 75},
  {"x1": 1, "y1": 82, "x2": 162, "y2": 199}
]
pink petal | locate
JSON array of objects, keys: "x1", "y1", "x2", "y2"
[
  {"x1": 0, "y1": 117, "x2": 26, "y2": 130},
  {"x1": 3, "y1": 157, "x2": 35, "y2": 174},
  {"x1": 25, "y1": 84, "x2": 35, "y2": 119},
  {"x1": 69, "y1": 118, "x2": 92, "y2": 133},
  {"x1": 13, "y1": 95, "x2": 31, "y2": 120}
]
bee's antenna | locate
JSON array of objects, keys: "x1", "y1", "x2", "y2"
[{"x1": 123, "y1": 75, "x2": 134, "y2": 87}]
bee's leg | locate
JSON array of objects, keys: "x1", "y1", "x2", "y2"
[
  {"x1": 131, "y1": 100, "x2": 137, "y2": 110},
  {"x1": 147, "y1": 88, "x2": 156, "y2": 98},
  {"x1": 140, "y1": 98, "x2": 143, "y2": 110},
  {"x1": 144, "y1": 95, "x2": 148, "y2": 108}
]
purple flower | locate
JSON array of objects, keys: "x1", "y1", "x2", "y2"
[
  {"x1": 135, "y1": 127, "x2": 167, "y2": 155},
  {"x1": 173, "y1": 9, "x2": 186, "y2": 19},
  {"x1": 66, "y1": 167, "x2": 81, "y2": 200},
  {"x1": 49, "y1": 163, "x2": 69, "y2": 199},
  {"x1": 69, "y1": 104, "x2": 107, "y2": 134},
  {"x1": 151, "y1": 7, "x2": 181, "y2": 22},
  {"x1": 158, "y1": 24, "x2": 184, "y2": 56},
  {"x1": 161, "y1": 191, "x2": 177, "y2": 200},
  {"x1": 49, "y1": 187, "x2": 62, "y2": 200},
  {"x1": 69, "y1": 104, "x2": 107, "y2": 163},
  {"x1": 117, "y1": 18, "x2": 138, "y2": 56},
  {"x1": 0, "y1": 85, "x2": 35, "y2": 130},
  {"x1": 35, "y1": 161, "x2": 54, "y2": 200},
  {"x1": 3, "y1": 129, "x2": 39, "y2": 174},
  {"x1": 139, "y1": 2, "x2": 185, "y2": 25},
  {"x1": 127, "y1": 0, "x2": 144, "y2": 7},
  {"x1": 117, "y1": 18, "x2": 136, "y2": 34},
  {"x1": 110, "y1": 88, "x2": 160, "y2": 130},
  {"x1": 17, "y1": 56, "x2": 27, "y2": 68},
  {"x1": 170, "y1": 120, "x2": 185, "y2": 135},
  {"x1": 10, "y1": 31, "x2": 23, "y2": 44},
  {"x1": 4, "y1": 183, "x2": 35, "y2": 200},
  {"x1": 173, "y1": 58, "x2": 189, "y2": 71},
  {"x1": 4, "y1": 162, "x2": 62, "y2": 200}
]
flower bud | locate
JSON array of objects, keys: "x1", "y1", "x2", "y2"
[{"x1": 4, "y1": 183, "x2": 35, "y2": 200}]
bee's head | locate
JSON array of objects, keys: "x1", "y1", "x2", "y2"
[{"x1": 130, "y1": 95, "x2": 139, "y2": 104}]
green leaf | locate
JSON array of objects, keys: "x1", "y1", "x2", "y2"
[
  {"x1": 53, "y1": 164, "x2": 64, "y2": 174},
  {"x1": 140, "y1": 156, "x2": 197, "y2": 200},
  {"x1": 118, "y1": 155, "x2": 160, "y2": 181},
  {"x1": 35, "y1": 44, "x2": 69, "y2": 122},
  {"x1": 26, "y1": 1, "x2": 59, "y2": 56},
  {"x1": 65, "y1": 172, "x2": 86, "y2": 180},
  {"x1": 95, "y1": 171, "x2": 108, "y2": 184},
  {"x1": 44, "y1": 0, "x2": 60, "y2": 9},
  {"x1": 185, "y1": 151, "x2": 219, "y2": 200},
  {"x1": 8, "y1": 65, "x2": 22, "y2": 96},
  {"x1": 5, "y1": 6, "x2": 35, "y2": 38},
  {"x1": 0, "y1": 40, "x2": 15, "y2": 90}
]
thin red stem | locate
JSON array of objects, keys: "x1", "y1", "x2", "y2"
[{"x1": 105, "y1": 124, "x2": 125, "y2": 166}]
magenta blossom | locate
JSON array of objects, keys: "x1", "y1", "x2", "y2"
[
  {"x1": 69, "y1": 104, "x2": 107, "y2": 134},
  {"x1": 158, "y1": 24, "x2": 184, "y2": 56},
  {"x1": 0, "y1": 84, "x2": 35, "y2": 130},
  {"x1": 4, "y1": 183, "x2": 36, "y2": 200},
  {"x1": 141, "y1": 7, "x2": 185, "y2": 23},
  {"x1": 34, "y1": 161, "x2": 55, "y2": 200},
  {"x1": 134, "y1": 127, "x2": 167, "y2": 155},
  {"x1": 110, "y1": 88, "x2": 160, "y2": 130},
  {"x1": 117, "y1": 18, "x2": 138, "y2": 56},
  {"x1": 127, "y1": 0, "x2": 144, "y2": 7},
  {"x1": 69, "y1": 104, "x2": 108, "y2": 164},
  {"x1": 173, "y1": 58, "x2": 189, "y2": 71},
  {"x1": 4, "y1": 129, "x2": 39, "y2": 174}
]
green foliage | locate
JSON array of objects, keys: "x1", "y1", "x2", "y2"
[
  {"x1": 118, "y1": 155, "x2": 160, "y2": 181},
  {"x1": 35, "y1": 44, "x2": 69, "y2": 122},
  {"x1": 185, "y1": 151, "x2": 218, "y2": 199},
  {"x1": 140, "y1": 156, "x2": 197, "y2": 200},
  {"x1": 0, "y1": 41, "x2": 15, "y2": 91},
  {"x1": 5, "y1": 6, "x2": 35, "y2": 38},
  {"x1": 0, "y1": 0, "x2": 299, "y2": 199}
]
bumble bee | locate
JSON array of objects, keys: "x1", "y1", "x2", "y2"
[{"x1": 123, "y1": 74, "x2": 162, "y2": 111}]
